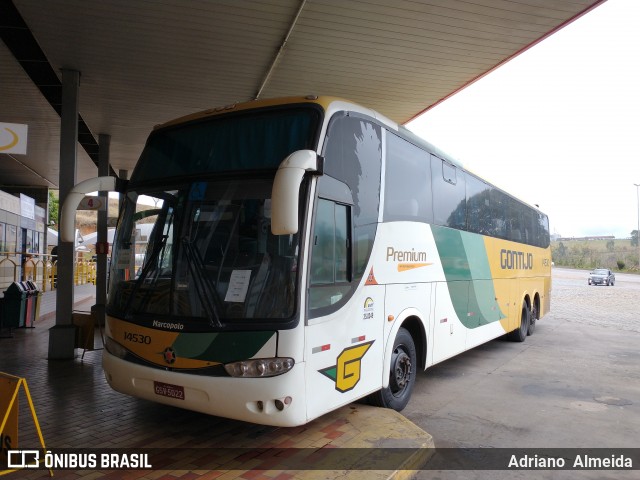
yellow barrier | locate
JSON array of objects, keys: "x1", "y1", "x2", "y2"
[
  {"x1": 0, "y1": 373, "x2": 51, "y2": 476},
  {"x1": 0, "y1": 252, "x2": 96, "y2": 292}
]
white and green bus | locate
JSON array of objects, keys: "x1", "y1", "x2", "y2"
[{"x1": 62, "y1": 96, "x2": 551, "y2": 427}]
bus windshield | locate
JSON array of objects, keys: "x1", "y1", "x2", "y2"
[
  {"x1": 106, "y1": 105, "x2": 320, "y2": 329},
  {"x1": 107, "y1": 178, "x2": 303, "y2": 326}
]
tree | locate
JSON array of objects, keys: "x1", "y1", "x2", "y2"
[
  {"x1": 631, "y1": 230, "x2": 639, "y2": 247},
  {"x1": 606, "y1": 240, "x2": 615, "y2": 252},
  {"x1": 48, "y1": 190, "x2": 59, "y2": 230}
]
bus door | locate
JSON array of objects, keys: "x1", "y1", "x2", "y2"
[
  {"x1": 304, "y1": 197, "x2": 384, "y2": 420},
  {"x1": 431, "y1": 280, "x2": 469, "y2": 364}
]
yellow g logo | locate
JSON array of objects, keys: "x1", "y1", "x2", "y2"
[{"x1": 319, "y1": 341, "x2": 374, "y2": 393}]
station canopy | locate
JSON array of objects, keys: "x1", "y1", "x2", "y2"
[{"x1": 0, "y1": 0, "x2": 603, "y2": 188}]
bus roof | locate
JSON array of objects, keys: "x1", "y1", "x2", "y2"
[
  {"x1": 154, "y1": 95, "x2": 464, "y2": 165},
  {"x1": 149, "y1": 95, "x2": 549, "y2": 211}
]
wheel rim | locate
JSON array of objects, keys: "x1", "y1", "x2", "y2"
[{"x1": 390, "y1": 345, "x2": 412, "y2": 397}]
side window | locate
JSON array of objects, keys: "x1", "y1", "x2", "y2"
[
  {"x1": 490, "y1": 189, "x2": 507, "y2": 239},
  {"x1": 507, "y1": 201, "x2": 523, "y2": 242},
  {"x1": 522, "y1": 208, "x2": 536, "y2": 245},
  {"x1": 309, "y1": 199, "x2": 351, "y2": 311},
  {"x1": 323, "y1": 114, "x2": 381, "y2": 227},
  {"x1": 466, "y1": 174, "x2": 491, "y2": 234},
  {"x1": 383, "y1": 133, "x2": 433, "y2": 223},
  {"x1": 432, "y1": 157, "x2": 466, "y2": 229},
  {"x1": 323, "y1": 113, "x2": 381, "y2": 281},
  {"x1": 537, "y1": 213, "x2": 550, "y2": 248}
]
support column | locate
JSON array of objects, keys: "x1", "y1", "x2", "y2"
[
  {"x1": 48, "y1": 69, "x2": 80, "y2": 360},
  {"x1": 118, "y1": 169, "x2": 128, "y2": 211},
  {"x1": 92, "y1": 134, "x2": 111, "y2": 326}
]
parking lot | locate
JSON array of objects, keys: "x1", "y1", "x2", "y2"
[{"x1": 404, "y1": 267, "x2": 640, "y2": 479}]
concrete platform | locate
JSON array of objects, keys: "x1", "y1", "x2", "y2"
[{"x1": 0, "y1": 286, "x2": 433, "y2": 479}]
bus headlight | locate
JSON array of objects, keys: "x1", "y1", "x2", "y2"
[
  {"x1": 105, "y1": 336, "x2": 128, "y2": 359},
  {"x1": 224, "y1": 358, "x2": 294, "y2": 378}
]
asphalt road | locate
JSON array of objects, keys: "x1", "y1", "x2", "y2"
[{"x1": 403, "y1": 267, "x2": 640, "y2": 479}]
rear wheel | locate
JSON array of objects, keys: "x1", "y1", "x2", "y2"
[
  {"x1": 508, "y1": 304, "x2": 530, "y2": 342},
  {"x1": 368, "y1": 327, "x2": 416, "y2": 411},
  {"x1": 527, "y1": 303, "x2": 537, "y2": 336}
]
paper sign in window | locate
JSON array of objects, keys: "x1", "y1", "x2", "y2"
[{"x1": 224, "y1": 270, "x2": 252, "y2": 302}]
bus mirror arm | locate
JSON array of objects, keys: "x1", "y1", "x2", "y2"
[
  {"x1": 60, "y1": 175, "x2": 117, "y2": 243},
  {"x1": 271, "y1": 150, "x2": 322, "y2": 235}
]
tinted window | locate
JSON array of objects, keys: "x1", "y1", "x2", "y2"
[
  {"x1": 310, "y1": 199, "x2": 336, "y2": 285},
  {"x1": 384, "y1": 133, "x2": 433, "y2": 223},
  {"x1": 537, "y1": 213, "x2": 550, "y2": 248},
  {"x1": 309, "y1": 199, "x2": 351, "y2": 310},
  {"x1": 506, "y1": 200, "x2": 523, "y2": 242},
  {"x1": 323, "y1": 114, "x2": 381, "y2": 280},
  {"x1": 490, "y1": 189, "x2": 508, "y2": 239},
  {"x1": 324, "y1": 114, "x2": 381, "y2": 227},
  {"x1": 432, "y1": 157, "x2": 466, "y2": 228},
  {"x1": 132, "y1": 107, "x2": 319, "y2": 184},
  {"x1": 466, "y1": 174, "x2": 489, "y2": 234},
  {"x1": 522, "y1": 208, "x2": 536, "y2": 245}
]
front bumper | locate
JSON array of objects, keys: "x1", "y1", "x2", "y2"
[{"x1": 103, "y1": 350, "x2": 308, "y2": 426}]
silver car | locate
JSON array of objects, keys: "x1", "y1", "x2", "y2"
[{"x1": 588, "y1": 268, "x2": 615, "y2": 286}]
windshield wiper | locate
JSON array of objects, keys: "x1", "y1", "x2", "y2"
[
  {"x1": 182, "y1": 237, "x2": 224, "y2": 328},
  {"x1": 123, "y1": 232, "x2": 169, "y2": 318}
]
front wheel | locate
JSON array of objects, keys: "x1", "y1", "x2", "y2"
[{"x1": 367, "y1": 327, "x2": 417, "y2": 411}]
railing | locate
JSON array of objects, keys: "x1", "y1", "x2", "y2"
[{"x1": 0, "y1": 252, "x2": 97, "y2": 293}]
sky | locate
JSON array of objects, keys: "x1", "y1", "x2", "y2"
[{"x1": 407, "y1": 0, "x2": 640, "y2": 239}]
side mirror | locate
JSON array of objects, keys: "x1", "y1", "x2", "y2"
[
  {"x1": 271, "y1": 150, "x2": 322, "y2": 235},
  {"x1": 60, "y1": 176, "x2": 117, "y2": 242}
]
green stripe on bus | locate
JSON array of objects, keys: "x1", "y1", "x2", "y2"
[
  {"x1": 432, "y1": 227, "x2": 505, "y2": 328},
  {"x1": 172, "y1": 331, "x2": 275, "y2": 362}
]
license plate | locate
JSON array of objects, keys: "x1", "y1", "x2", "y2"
[{"x1": 154, "y1": 381, "x2": 185, "y2": 400}]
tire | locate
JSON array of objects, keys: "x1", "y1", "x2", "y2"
[
  {"x1": 367, "y1": 327, "x2": 417, "y2": 411},
  {"x1": 610, "y1": 280, "x2": 614, "y2": 286},
  {"x1": 527, "y1": 303, "x2": 537, "y2": 336},
  {"x1": 508, "y1": 304, "x2": 530, "y2": 342}
]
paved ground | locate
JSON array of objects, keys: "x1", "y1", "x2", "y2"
[{"x1": 403, "y1": 267, "x2": 640, "y2": 479}]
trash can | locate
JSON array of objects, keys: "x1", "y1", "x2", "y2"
[
  {"x1": 25, "y1": 281, "x2": 40, "y2": 327},
  {"x1": 21, "y1": 281, "x2": 35, "y2": 328},
  {"x1": 2, "y1": 282, "x2": 28, "y2": 328},
  {"x1": 32, "y1": 282, "x2": 43, "y2": 324}
]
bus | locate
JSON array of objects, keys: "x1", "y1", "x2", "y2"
[{"x1": 62, "y1": 95, "x2": 551, "y2": 427}]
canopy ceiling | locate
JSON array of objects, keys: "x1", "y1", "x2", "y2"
[{"x1": 0, "y1": 0, "x2": 603, "y2": 188}]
